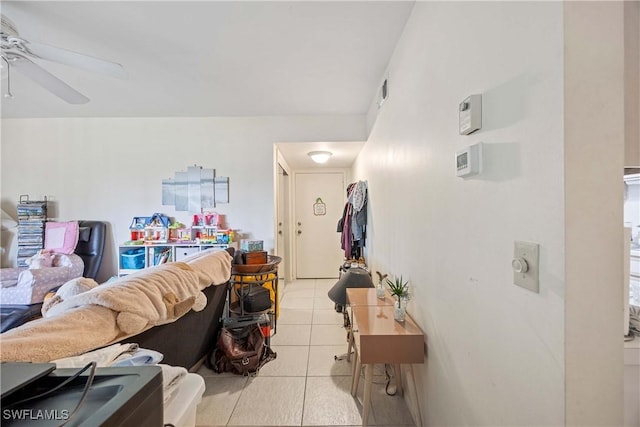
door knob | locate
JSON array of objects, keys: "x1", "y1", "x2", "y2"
[
  {"x1": 278, "y1": 230, "x2": 283, "y2": 235},
  {"x1": 297, "y1": 230, "x2": 302, "y2": 235},
  {"x1": 298, "y1": 222, "x2": 302, "y2": 226}
]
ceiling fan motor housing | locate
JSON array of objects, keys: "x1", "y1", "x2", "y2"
[{"x1": 1, "y1": 15, "x2": 19, "y2": 38}]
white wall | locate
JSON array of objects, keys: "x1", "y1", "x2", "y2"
[
  {"x1": 356, "y1": 2, "x2": 625, "y2": 425},
  {"x1": 564, "y1": 2, "x2": 624, "y2": 425},
  {"x1": 356, "y1": 2, "x2": 567, "y2": 425},
  {"x1": 1, "y1": 115, "x2": 365, "y2": 281}
]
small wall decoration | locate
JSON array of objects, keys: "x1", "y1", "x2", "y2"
[
  {"x1": 162, "y1": 165, "x2": 229, "y2": 212},
  {"x1": 313, "y1": 197, "x2": 326, "y2": 216}
]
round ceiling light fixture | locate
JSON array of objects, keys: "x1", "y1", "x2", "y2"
[{"x1": 308, "y1": 150, "x2": 332, "y2": 164}]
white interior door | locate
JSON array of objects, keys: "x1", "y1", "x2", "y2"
[{"x1": 295, "y1": 172, "x2": 345, "y2": 278}]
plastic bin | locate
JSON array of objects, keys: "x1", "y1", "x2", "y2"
[
  {"x1": 164, "y1": 373, "x2": 205, "y2": 427},
  {"x1": 121, "y1": 249, "x2": 145, "y2": 269}
]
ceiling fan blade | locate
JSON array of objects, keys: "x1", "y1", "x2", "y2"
[
  {"x1": 18, "y1": 38, "x2": 127, "y2": 80},
  {"x1": 10, "y1": 55, "x2": 89, "y2": 104}
]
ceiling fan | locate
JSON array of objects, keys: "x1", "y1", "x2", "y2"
[{"x1": 0, "y1": 14, "x2": 126, "y2": 104}]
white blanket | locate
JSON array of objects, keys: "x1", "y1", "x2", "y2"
[
  {"x1": 52, "y1": 343, "x2": 139, "y2": 368},
  {"x1": 160, "y1": 364, "x2": 188, "y2": 403},
  {"x1": 54, "y1": 346, "x2": 188, "y2": 403}
]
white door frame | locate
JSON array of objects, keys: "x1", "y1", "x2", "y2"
[
  {"x1": 274, "y1": 144, "x2": 353, "y2": 280},
  {"x1": 274, "y1": 148, "x2": 293, "y2": 283}
]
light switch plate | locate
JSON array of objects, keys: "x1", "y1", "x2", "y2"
[{"x1": 513, "y1": 241, "x2": 539, "y2": 293}]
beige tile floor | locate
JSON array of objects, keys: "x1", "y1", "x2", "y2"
[{"x1": 195, "y1": 278, "x2": 416, "y2": 427}]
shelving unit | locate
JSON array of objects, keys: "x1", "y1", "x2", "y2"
[
  {"x1": 16, "y1": 196, "x2": 47, "y2": 268},
  {"x1": 224, "y1": 257, "x2": 281, "y2": 345},
  {"x1": 117, "y1": 243, "x2": 228, "y2": 276}
]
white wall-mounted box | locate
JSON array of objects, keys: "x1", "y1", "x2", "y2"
[
  {"x1": 456, "y1": 142, "x2": 483, "y2": 178},
  {"x1": 459, "y1": 94, "x2": 482, "y2": 135}
]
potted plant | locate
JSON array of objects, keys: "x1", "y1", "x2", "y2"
[
  {"x1": 386, "y1": 275, "x2": 409, "y2": 322},
  {"x1": 375, "y1": 271, "x2": 388, "y2": 299}
]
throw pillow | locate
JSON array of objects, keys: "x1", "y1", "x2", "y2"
[{"x1": 44, "y1": 221, "x2": 79, "y2": 254}]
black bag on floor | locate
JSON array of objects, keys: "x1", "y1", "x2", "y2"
[{"x1": 207, "y1": 324, "x2": 276, "y2": 376}]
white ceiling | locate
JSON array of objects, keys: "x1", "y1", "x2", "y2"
[{"x1": 0, "y1": 1, "x2": 414, "y2": 120}]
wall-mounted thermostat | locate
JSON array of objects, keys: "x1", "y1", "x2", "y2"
[
  {"x1": 459, "y1": 94, "x2": 482, "y2": 135},
  {"x1": 456, "y1": 142, "x2": 483, "y2": 178}
]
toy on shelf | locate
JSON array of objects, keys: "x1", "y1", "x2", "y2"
[
  {"x1": 218, "y1": 229, "x2": 234, "y2": 244},
  {"x1": 191, "y1": 212, "x2": 220, "y2": 243},
  {"x1": 197, "y1": 228, "x2": 218, "y2": 244},
  {"x1": 192, "y1": 212, "x2": 220, "y2": 227},
  {"x1": 144, "y1": 213, "x2": 170, "y2": 243},
  {"x1": 125, "y1": 212, "x2": 233, "y2": 246},
  {"x1": 168, "y1": 221, "x2": 185, "y2": 242},
  {"x1": 176, "y1": 229, "x2": 192, "y2": 242},
  {"x1": 129, "y1": 216, "x2": 150, "y2": 243},
  {"x1": 190, "y1": 229, "x2": 234, "y2": 245},
  {"x1": 127, "y1": 213, "x2": 170, "y2": 244}
]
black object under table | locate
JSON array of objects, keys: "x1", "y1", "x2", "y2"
[{"x1": 0, "y1": 304, "x2": 42, "y2": 333}]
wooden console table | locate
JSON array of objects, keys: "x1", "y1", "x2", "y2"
[
  {"x1": 345, "y1": 288, "x2": 394, "y2": 361},
  {"x1": 346, "y1": 288, "x2": 424, "y2": 427}
]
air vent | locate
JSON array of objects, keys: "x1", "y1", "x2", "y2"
[{"x1": 377, "y1": 78, "x2": 389, "y2": 108}]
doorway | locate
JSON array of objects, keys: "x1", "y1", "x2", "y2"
[{"x1": 294, "y1": 172, "x2": 345, "y2": 278}]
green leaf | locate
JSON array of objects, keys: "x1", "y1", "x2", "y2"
[{"x1": 385, "y1": 275, "x2": 409, "y2": 297}]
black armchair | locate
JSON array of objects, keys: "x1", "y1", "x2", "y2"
[{"x1": 0, "y1": 220, "x2": 107, "y2": 333}]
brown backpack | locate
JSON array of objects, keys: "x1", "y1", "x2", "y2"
[{"x1": 208, "y1": 324, "x2": 276, "y2": 376}]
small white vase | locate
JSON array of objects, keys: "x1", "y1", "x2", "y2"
[
  {"x1": 394, "y1": 296, "x2": 407, "y2": 322},
  {"x1": 376, "y1": 282, "x2": 385, "y2": 299}
]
